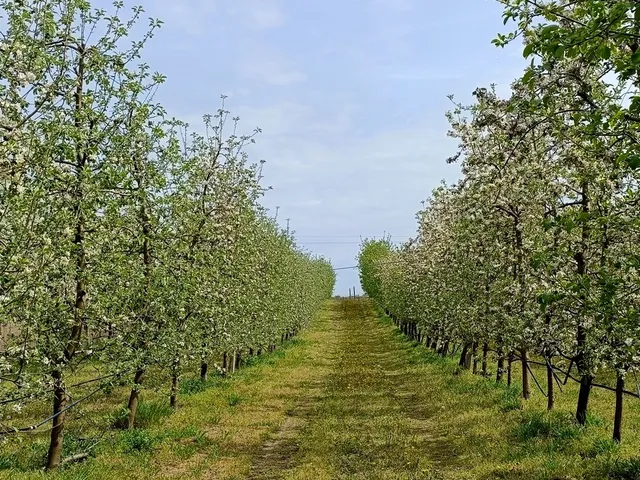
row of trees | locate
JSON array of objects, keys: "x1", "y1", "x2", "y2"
[
  {"x1": 359, "y1": 0, "x2": 640, "y2": 444},
  {"x1": 0, "y1": 0, "x2": 335, "y2": 470}
]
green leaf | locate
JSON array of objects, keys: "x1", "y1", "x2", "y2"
[
  {"x1": 553, "y1": 44, "x2": 565, "y2": 59},
  {"x1": 564, "y1": 218, "x2": 575, "y2": 234},
  {"x1": 522, "y1": 69, "x2": 535, "y2": 86},
  {"x1": 598, "y1": 45, "x2": 611, "y2": 60},
  {"x1": 626, "y1": 154, "x2": 640, "y2": 169},
  {"x1": 539, "y1": 25, "x2": 560, "y2": 38},
  {"x1": 523, "y1": 43, "x2": 535, "y2": 58}
]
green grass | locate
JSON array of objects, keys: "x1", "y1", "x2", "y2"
[
  {"x1": 111, "y1": 400, "x2": 174, "y2": 429},
  {"x1": 118, "y1": 429, "x2": 156, "y2": 454},
  {"x1": 226, "y1": 392, "x2": 242, "y2": 407},
  {"x1": 5, "y1": 298, "x2": 640, "y2": 479},
  {"x1": 0, "y1": 316, "x2": 322, "y2": 479},
  {"x1": 367, "y1": 303, "x2": 640, "y2": 479}
]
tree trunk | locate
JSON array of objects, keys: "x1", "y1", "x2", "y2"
[
  {"x1": 441, "y1": 341, "x2": 449, "y2": 357},
  {"x1": 64, "y1": 46, "x2": 88, "y2": 364},
  {"x1": 46, "y1": 370, "x2": 67, "y2": 470},
  {"x1": 464, "y1": 342, "x2": 473, "y2": 369},
  {"x1": 481, "y1": 342, "x2": 488, "y2": 376},
  {"x1": 576, "y1": 374, "x2": 592, "y2": 425},
  {"x1": 496, "y1": 348, "x2": 504, "y2": 382},
  {"x1": 230, "y1": 352, "x2": 236, "y2": 374},
  {"x1": 48, "y1": 50, "x2": 88, "y2": 470},
  {"x1": 546, "y1": 357, "x2": 554, "y2": 411},
  {"x1": 613, "y1": 372, "x2": 624, "y2": 443},
  {"x1": 127, "y1": 368, "x2": 145, "y2": 429},
  {"x1": 170, "y1": 360, "x2": 179, "y2": 408},
  {"x1": 200, "y1": 361, "x2": 208, "y2": 382},
  {"x1": 507, "y1": 352, "x2": 513, "y2": 387},
  {"x1": 574, "y1": 181, "x2": 591, "y2": 426},
  {"x1": 470, "y1": 342, "x2": 478, "y2": 373},
  {"x1": 521, "y1": 348, "x2": 530, "y2": 400},
  {"x1": 127, "y1": 150, "x2": 154, "y2": 430},
  {"x1": 459, "y1": 343, "x2": 469, "y2": 367}
]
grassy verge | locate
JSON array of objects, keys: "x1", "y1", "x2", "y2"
[
  {"x1": 371, "y1": 304, "x2": 640, "y2": 480},
  {"x1": 0, "y1": 303, "x2": 334, "y2": 480}
]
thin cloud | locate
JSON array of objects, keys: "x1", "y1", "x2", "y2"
[
  {"x1": 241, "y1": 59, "x2": 307, "y2": 86},
  {"x1": 387, "y1": 69, "x2": 464, "y2": 81},
  {"x1": 244, "y1": 2, "x2": 286, "y2": 29},
  {"x1": 152, "y1": 0, "x2": 285, "y2": 35}
]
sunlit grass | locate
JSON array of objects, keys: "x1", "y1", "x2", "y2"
[
  {"x1": 4, "y1": 298, "x2": 640, "y2": 479},
  {"x1": 0, "y1": 303, "x2": 333, "y2": 479}
]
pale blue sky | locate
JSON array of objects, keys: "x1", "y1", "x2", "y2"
[{"x1": 116, "y1": 0, "x2": 526, "y2": 294}]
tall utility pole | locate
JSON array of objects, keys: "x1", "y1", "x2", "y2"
[
  {"x1": 274, "y1": 205, "x2": 280, "y2": 222},
  {"x1": 286, "y1": 218, "x2": 290, "y2": 235}
]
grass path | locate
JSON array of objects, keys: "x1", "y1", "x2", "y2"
[
  {"x1": 278, "y1": 298, "x2": 457, "y2": 479},
  {"x1": 7, "y1": 298, "x2": 640, "y2": 479}
]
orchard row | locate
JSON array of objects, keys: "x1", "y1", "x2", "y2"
[
  {"x1": 359, "y1": 0, "x2": 640, "y2": 445},
  {"x1": 0, "y1": 0, "x2": 335, "y2": 470}
]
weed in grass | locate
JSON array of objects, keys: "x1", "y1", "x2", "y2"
[
  {"x1": 165, "y1": 427, "x2": 210, "y2": 459},
  {"x1": 513, "y1": 411, "x2": 581, "y2": 443},
  {"x1": 585, "y1": 412, "x2": 607, "y2": 427},
  {"x1": 0, "y1": 439, "x2": 48, "y2": 471},
  {"x1": 450, "y1": 376, "x2": 496, "y2": 396},
  {"x1": 110, "y1": 406, "x2": 129, "y2": 429},
  {"x1": 180, "y1": 378, "x2": 208, "y2": 395},
  {"x1": 118, "y1": 429, "x2": 155, "y2": 453},
  {"x1": 500, "y1": 385, "x2": 523, "y2": 412},
  {"x1": 111, "y1": 400, "x2": 173, "y2": 429},
  {"x1": 270, "y1": 349, "x2": 287, "y2": 360},
  {"x1": 241, "y1": 355, "x2": 262, "y2": 368},
  {"x1": 227, "y1": 392, "x2": 242, "y2": 407},
  {"x1": 0, "y1": 457, "x2": 11, "y2": 470},
  {"x1": 422, "y1": 350, "x2": 451, "y2": 368},
  {"x1": 583, "y1": 438, "x2": 620, "y2": 459},
  {"x1": 61, "y1": 433, "x2": 97, "y2": 460},
  {"x1": 163, "y1": 425, "x2": 208, "y2": 443}
]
